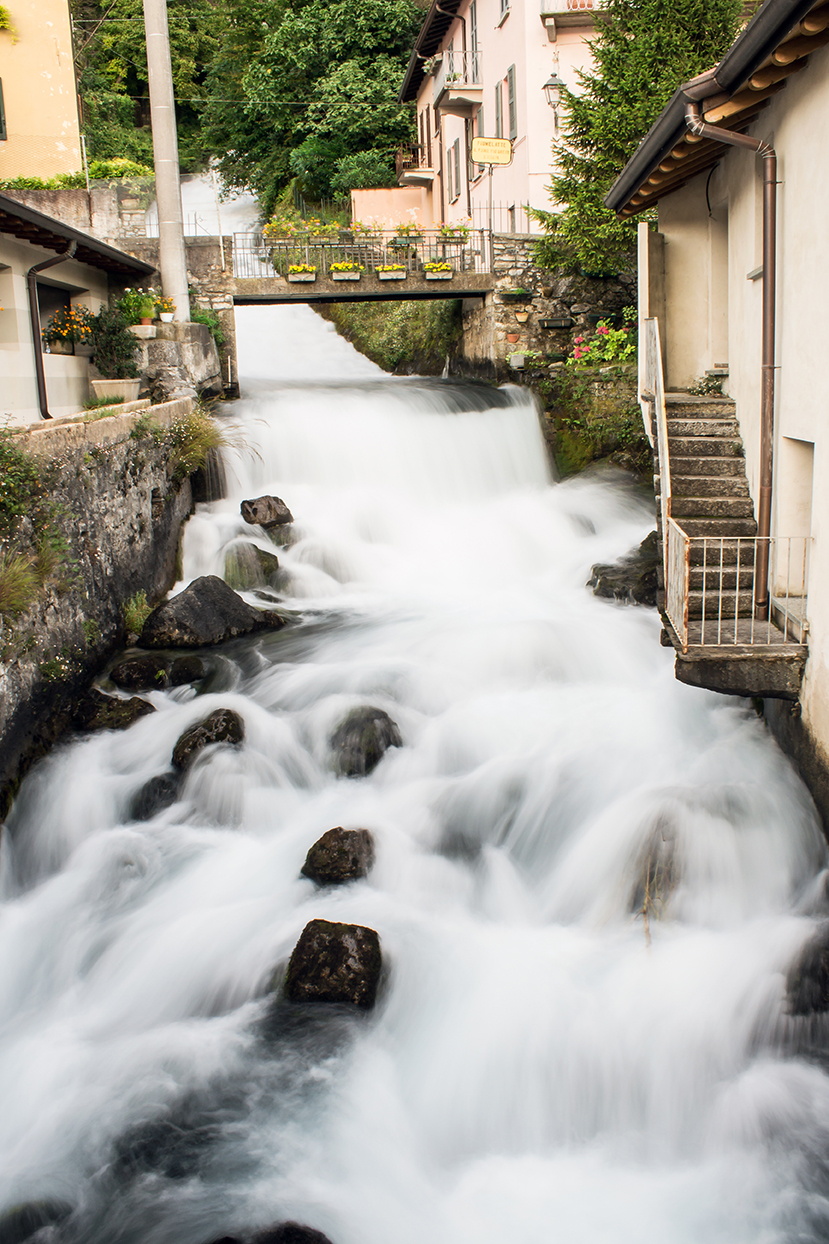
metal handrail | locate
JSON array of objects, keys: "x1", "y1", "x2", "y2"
[
  {"x1": 232, "y1": 228, "x2": 490, "y2": 280},
  {"x1": 644, "y1": 318, "x2": 671, "y2": 585}
]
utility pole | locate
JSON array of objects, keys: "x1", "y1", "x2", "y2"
[{"x1": 143, "y1": 0, "x2": 190, "y2": 322}]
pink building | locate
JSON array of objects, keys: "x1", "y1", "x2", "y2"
[{"x1": 353, "y1": 0, "x2": 601, "y2": 233}]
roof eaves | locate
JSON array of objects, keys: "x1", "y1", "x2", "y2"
[
  {"x1": 0, "y1": 192, "x2": 156, "y2": 276},
  {"x1": 398, "y1": 0, "x2": 462, "y2": 104}
]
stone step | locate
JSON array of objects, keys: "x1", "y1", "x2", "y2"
[
  {"x1": 688, "y1": 591, "x2": 756, "y2": 619},
  {"x1": 676, "y1": 516, "x2": 757, "y2": 537},
  {"x1": 671, "y1": 495, "x2": 755, "y2": 518},
  {"x1": 665, "y1": 397, "x2": 736, "y2": 416},
  {"x1": 655, "y1": 531, "x2": 758, "y2": 567},
  {"x1": 665, "y1": 475, "x2": 751, "y2": 498},
  {"x1": 665, "y1": 436, "x2": 744, "y2": 457},
  {"x1": 668, "y1": 456, "x2": 746, "y2": 476},
  {"x1": 665, "y1": 418, "x2": 740, "y2": 438},
  {"x1": 688, "y1": 566, "x2": 756, "y2": 590}
]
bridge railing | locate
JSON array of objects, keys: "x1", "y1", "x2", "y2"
[{"x1": 232, "y1": 229, "x2": 490, "y2": 280}]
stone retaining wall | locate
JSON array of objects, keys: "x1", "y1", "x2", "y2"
[{"x1": 0, "y1": 397, "x2": 196, "y2": 816}]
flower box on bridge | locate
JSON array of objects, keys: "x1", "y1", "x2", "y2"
[
  {"x1": 378, "y1": 270, "x2": 407, "y2": 281},
  {"x1": 425, "y1": 270, "x2": 454, "y2": 280},
  {"x1": 331, "y1": 271, "x2": 361, "y2": 281},
  {"x1": 288, "y1": 272, "x2": 317, "y2": 283}
]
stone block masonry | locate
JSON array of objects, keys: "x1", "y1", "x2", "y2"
[
  {"x1": 459, "y1": 233, "x2": 635, "y2": 373},
  {"x1": 0, "y1": 398, "x2": 195, "y2": 817}
]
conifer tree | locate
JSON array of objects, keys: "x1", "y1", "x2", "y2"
[{"x1": 535, "y1": 0, "x2": 743, "y2": 274}]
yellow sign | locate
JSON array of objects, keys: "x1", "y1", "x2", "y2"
[{"x1": 471, "y1": 137, "x2": 513, "y2": 166}]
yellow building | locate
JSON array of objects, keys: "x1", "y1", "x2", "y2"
[{"x1": 0, "y1": 0, "x2": 82, "y2": 179}]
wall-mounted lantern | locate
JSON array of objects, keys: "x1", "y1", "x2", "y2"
[{"x1": 543, "y1": 70, "x2": 566, "y2": 130}]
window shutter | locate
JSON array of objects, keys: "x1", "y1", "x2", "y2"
[
  {"x1": 495, "y1": 83, "x2": 502, "y2": 140},
  {"x1": 476, "y1": 106, "x2": 484, "y2": 174},
  {"x1": 446, "y1": 147, "x2": 453, "y2": 202},
  {"x1": 470, "y1": 1, "x2": 479, "y2": 83},
  {"x1": 453, "y1": 138, "x2": 461, "y2": 200},
  {"x1": 507, "y1": 65, "x2": 517, "y2": 140}
]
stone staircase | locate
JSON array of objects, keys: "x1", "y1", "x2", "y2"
[{"x1": 654, "y1": 394, "x2": 758, "y2": 620}]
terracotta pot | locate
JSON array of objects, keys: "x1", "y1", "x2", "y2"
[
  {"x1": 506, "y1": 333, "x2": 520, "y2": 343},
  {"x1": 140, "y1": 316, "x2": 153, "y2": 325}
]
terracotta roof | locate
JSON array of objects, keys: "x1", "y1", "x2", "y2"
[
  {"x1": 0, "y1": 192, "x2": 156, "y2": 276},
  {"x1": 399, "y1": 0, "x2": 463, "y2": 104},
  {"x1": 605, "y1": 0, "x2": 829, "y2": 217}
]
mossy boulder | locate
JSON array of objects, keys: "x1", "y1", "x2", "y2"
[
  {"x1": 223, "y1": 543, "x2": 280, "y2": 592},
  {"x1": 110, "y1": 653, "x2": 208, "y2": 691},
  {"x1": 283, "y1": 918, "x2": 382, "y2": 1009},
  {"x1": 172, "y1": 708, "x2": 245, "y2": 770},
  {"x1": 73, "y1": 689, "x2": 155, "y2": 732},
  {"x1": 138, "y1": 576, "x2": 283, "y2": 648},
  {"x1": 329, "y1": 707, "x2": 402, "y2": 778}
]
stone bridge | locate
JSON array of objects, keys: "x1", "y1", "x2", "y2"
[{"x1": 232, "y1": 270, "x2": 495, "y2": 305}]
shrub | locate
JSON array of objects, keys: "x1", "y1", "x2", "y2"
[
  {"x1": 90, "y1": 307, "x2": 138, "y2": 379},
  {"x1": 189, "y1": 306, "x2": 225, "y2": 347},
  {"x1": 87, "y1": 157, "x2": 153, "y2": 180},
  {"x1": 0, "y1": 427, "x2": 41, "y2": 541},
  {"x1": 122, "y1": 590, "x2": 151, "y2": 634},
  {"x1": 168, "y1": 406, "x2": 225, "y2": 478}
]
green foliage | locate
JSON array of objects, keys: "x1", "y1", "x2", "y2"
[
  {"x1": 71, "y1": 0, "x2": 222, "y2": 171},
  {"x1": 542, "y1": 369, "x2": 651, "y2": 478},
  {"x1": 122, "y1": 589, "x2": 151, "y2": 634},
  {"x1": 688, "y1": 374, "x2": 725, "y2": 395},
  {"x1": 323, "y1": 300, "x2": 462, "y2": 374},
  {"x1": 84, "y1": 395, "x2": 126, "y2": 411},
  {"x1": 569, "y1": 310, "x2": 636, "y2": 367},
  {"x1": 167, "y1": 406, "x2": 225, "y2": 478},
  {"x1": 130, "y1": 411, "x2": 165, "y2": 443},
  {"x1": 0, "y1": 5, "x2": 14, "y2": 30},
  {"x1": 202, "y1": 0, "x2": 422, "y2": 207},
  {"x1": 0, "y1": 172, "x2": 86, "y2": 190},
  {"x1": 329, "y1": 151, "x2": 397, "y2": 196},
  {"x1": 190, "y1": 305, "x2": 225, "y2": 346},
  {"x1": 535, "y1": 0, "x2": 743, "y2": 273},
  {"x1": 0, "y1": 554, "x2": 38, "y2": 622},
  {"x1": 87, "y1": 157, "x2": 153, "y2": 180},
  {"x1": 0, "y1": 428, "x2": 41, "y2": 542},
  {"x1": 90, "y1": 307, "x2": 138, "y2": 379}
]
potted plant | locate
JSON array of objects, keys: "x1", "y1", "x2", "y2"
[
  {"x1": 330, "y1": 262, "x2": 364, "y2": 282},
  {"x1": 155, "y1": 295, "x2": 175, "y2": 323},
  {"x1": 424, "y1": 261, "x2": 453, "y2": 281},
  {"x1": 377, "y1": 264, "x2": 407, "y2": 281},
  {"x1": 287, "y1": 263, "x2": 317, "y2": 283},
  {"x1": 42, "y1": 304, "x2": 94, "y2": 355},
  {"x1": 392, "y1": 222, "x2": 424, "y2": 246},
  {"x1": 438, "y1": 219, "x2": 471, "y2": 242},
  {"x1": 89, "y1": 306, "x2": 140, "y2": 403},
  {"x1": 118, "y1": 288, "x2": 156, "y2": 338}
]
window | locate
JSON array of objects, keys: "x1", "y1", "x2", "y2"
[
  {"x1": 470, "y1": 1, "x2": 480, "y2": 83},
  {"x1": 500, "y1": 0, "x2": 509, "y2": 16},
  {"x1": 426, "y1": 106, "x2": 432, "y2": 166},
  {"x1": 447, "y1": 38, "x2": 454, "y2": 81},
  {"x1": 507, "y1": 65, "x2": 517, "y2": 140},
  {"x1": 495, "y1": 83, "x2": 502, "y2": 139},
  {"x1": 452, "y1": 138, "x2": 461, "y2": 201}
]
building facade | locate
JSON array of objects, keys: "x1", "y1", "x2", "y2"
[
  {"x1": 0, "y1": 0, "x2": 83, "y2": 180},
  {"x1": 353, "y1": 0, "x2": 600, "y2": 232}
]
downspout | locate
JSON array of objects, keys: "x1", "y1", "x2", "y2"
[
  {"x1": 685, "y1": 101, "x2": 776, "y2": 619},
  {"x1": 26, "y1": 242, "x2": 77, "y2": 421}
]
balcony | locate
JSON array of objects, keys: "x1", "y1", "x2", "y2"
[
  {"x1": 396, "y1": 144, "x2": 437, "y2": 187},
  {"x1": 431, "y1": 50, "x2": 483, "y2": 117},
  {"x1": 540, "y1": 0, "x2": 603, "y2": 37}
]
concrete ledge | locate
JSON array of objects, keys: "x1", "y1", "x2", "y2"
[
  {"x1": 674, "y1": 648, "x2": 807, "y2": 700},
  {"x1": 12, "y1": 395, "x2": 195, "y2": 456},
  {"x1": 233, "y1": 272, "x2": 495, "y2": 304}
]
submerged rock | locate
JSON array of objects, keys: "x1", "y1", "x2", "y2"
[
  {"x1": 130, "y1": 772, "x2": 181, "y2": 821},
  {"x1": 138, "y1": 576, "x2": 283, "y2": 649},
  {"x1": 224, "y1": 543, "x2": 280, "y2": 592},
  {"x1": 241, "y1": 495, "x2": 294, "y2": 528},
  {"x1": 329, "y1": 707, "x2": 402, "y2": 778},
  {"x1": 588, "y1": 530, "x2": 658, "y2": 607},
  {"x1": 0, "y1": 1201, "x2": 73, "y2": 1244},
  {"x1": 301, "y1": 827, "x2": 375, "y2": 886},
  {"x1": 206, "y1": 1229, "x2": 333, "y2": 1244},
  {"x1": 73, "y1": 689, "x2": 155, "y2": 732},
  {"x1": 787, "y1": 923, "x2": 829, "y2": 1015},
  {"x1": 111, "y1": 653, "x2": 209, "y2": 691},
  {"x1": 284, "y1": 918, "x2": 382, "y2": 1009},
  {"x1": 172, "y1": 708, "x2": 245, "y2": 770}
]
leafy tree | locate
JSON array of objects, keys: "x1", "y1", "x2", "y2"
[
  {"x1": 535, "y1": 0, "x2": 743, "y2": 274},
  {"x1": 201, "y1": 0, "x2": 422, "y2": 211},
  {"x1": 71, "y1": 0, "x2": 224, "y2": 172}
]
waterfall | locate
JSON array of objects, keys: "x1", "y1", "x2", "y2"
[{"x1": 0, "y1": 303, "x2": 827, "y2": 1244}]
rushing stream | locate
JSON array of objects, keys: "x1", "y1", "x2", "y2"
[{"x1": 2, "y1": 305, "x2": 829, "y2": 1243}]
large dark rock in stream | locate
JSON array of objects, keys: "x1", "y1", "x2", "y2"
[
  {"x1": 110, "y1": 653, "x2": 208, "y2": 691},
  {"x1": 73, "y1": 689, "x2": 156, "y2": 732},
  {"x1": 208, "y1": 1227, "x2": 334, "y2": 1244},
  {"x1": 301, "y1": 827, "x2": 375, "y2": 886},
  {"x1": 172, "y1": 708, "x2": 245, "y2": 770},
  {"x1": 0, "y1": 1200, "x2": 73, "y2": 1244},
  {"x1": 138, "y1": 576, "x2": 284, "y2": 649},
  {"x1": 284, "y1": 919, "x2": 382, "y2": 1009},
  {"x1": 130, "y1": 772, "x2": 182, "y2": 821},
  {"x1": 787, "y1": 923, "x2": 829, "y2": 1016},
  {"x1": 241, "y1": 495, "x2": 294, "y2": 527},
  {"x1": 329, "y1": 707, "x2": 402, "y2": 778},
  {"x1": 587, "y1": 530, "x2": 658, "y2": 607}
]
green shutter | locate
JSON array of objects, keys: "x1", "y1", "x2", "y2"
[{"x1": 507, "y1": 65, "x2": 517, "y2": 140}]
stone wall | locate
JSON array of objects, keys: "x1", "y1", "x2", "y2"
[
  {"x1": 131, "y1": 322, "x2": 224, "y2": 405},
  {"x1": 0, "y1": 397, "x2": 194, "y2": 816},
  {"x1": 2, "y1": 183, "x2": 150, "y2": 245},
  {"x1": 118, "y1": 236, "x2": 238, "y2": 395},
  {"x1": 459, "y1": 233, "x2": 636, "y2": 373}
]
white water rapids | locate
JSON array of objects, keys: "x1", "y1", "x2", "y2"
[{"x1": 2, "y1": 305, "x2": 829, "y2": 1243}]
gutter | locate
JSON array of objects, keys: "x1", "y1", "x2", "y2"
[
  {"x1": 685, "y1": 102, "x2": 777, "y2": 619},
  {"x1": 27, "y1": 242, "x2": 77, "y2": 421}
]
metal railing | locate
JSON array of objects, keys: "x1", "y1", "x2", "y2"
[
  {"x1": 396, "y1": 143, "x2": 434, "y2": 178},
  {"x1": 470, "y1": 202, "x2": 539, "y2": 234},
  {"x1": 432, "y1": 49, "x2": 482, "y2": 102},
  {"x1": 644, "y1": 319, "x2": 672, "y2": 584},
  {"x1": 232, "y1": 228, "x2": 490, "y2": 280},
  {"x1": 665, "y1": 531, "x2": 810, "y2": 652}
]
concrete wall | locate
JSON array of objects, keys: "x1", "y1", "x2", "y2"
[
  {"x1": 3, "y1": 184, "x2": 151, "y2": 246},
  {"x1": 654, "y1": 45, "x2": 829, "y2": 807},
  {"x1": 0, "y1": 233, "x2": 109, "y2": 423},
  {"x1": 351, "y1": 187, "x2": 434, "y2": 229},
  {"x1": 0, "y1": 0, "x2": 82, "y2": 179}
]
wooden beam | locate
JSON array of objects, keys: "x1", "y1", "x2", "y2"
[
  {"x1": 703, "y1": 82, "x2": 782, "y2": 122},
  {"x1": 749, "y1": 57, "x2": 809, "y2": 89},
  {"x1": 772, "y1": 31, "x2": 829, "y2": 63}
]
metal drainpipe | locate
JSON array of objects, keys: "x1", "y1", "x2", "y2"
[
  {"x1": 685, "y1": 101, "x2": 777, "y2": 620},
  {"x1": 26, "y1": 242, "x2": 78, "y2": 421}
]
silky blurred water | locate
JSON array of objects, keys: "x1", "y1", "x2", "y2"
[{"x1": 1, "y1": 304, "x2": 828, "y2": 1244}]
